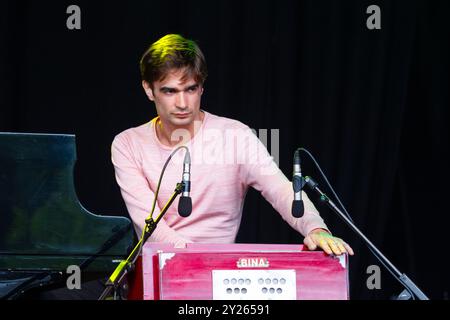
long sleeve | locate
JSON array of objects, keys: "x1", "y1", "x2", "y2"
[
  {"x1": 111, "y1": 133, "x2": 192, "y2": 246},
  {"x1": 238, "y1": 127, "x2": 329, "y2": 237}
]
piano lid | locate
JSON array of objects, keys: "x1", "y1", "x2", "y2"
[{"x1": 0, "y1": 132, "x2": 134, "y2": 271}]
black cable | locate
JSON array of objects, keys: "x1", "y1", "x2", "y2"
[
  {"x1": 297, "y1": 147, "x2": 416, "y2": 300},
  {"x1": 98, "y1": 145, "x2": 190, "y2": 300},
  {"x1": 130, "y1": 145, "x2": 189, "y2": 266}
]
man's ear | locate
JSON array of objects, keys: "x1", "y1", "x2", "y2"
[{"x1": 142, "y1": 80, "x2": 155, "y2": 101}]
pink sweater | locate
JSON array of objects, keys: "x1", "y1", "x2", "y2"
[{"x1": 111, "y1": 111, "x2": 328, "y2": 246}]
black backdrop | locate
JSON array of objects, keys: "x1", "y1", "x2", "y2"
[{"x1": 1, "y1": 0, "x2": 449, "y2": 299}]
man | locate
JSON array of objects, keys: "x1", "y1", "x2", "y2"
[{"x1": 111, "y1": 34, "x2": 353, "y2": 256}]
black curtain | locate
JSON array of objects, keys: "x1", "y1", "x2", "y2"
[{"x1": 1, "y1": 0, "x2": 448, "y2": 299}]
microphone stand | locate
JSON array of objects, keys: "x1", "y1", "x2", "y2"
[
  {"x1": 303, "y1": 175, "x2": 429, "y2": 300},
  {"x1": 98, "y1": 182, "x2": 185, "y2": 300}
]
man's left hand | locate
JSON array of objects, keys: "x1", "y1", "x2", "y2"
[{"x1": 304, "y1": 228, "x2": 354, "y2": 256}]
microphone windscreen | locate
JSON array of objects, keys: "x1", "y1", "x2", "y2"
[
  {"x1": 291, "y1": 200, "x2": 304, "y2": 218},
  {"x1": 178, "y1": 196, "x2": 192, "y2": 217}
]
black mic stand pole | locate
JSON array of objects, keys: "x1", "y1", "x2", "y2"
[
  {"x1": 98, "y1": 182, "x2": 185, "y2": 300},
  {"x1": 303, "y1": 176, "x2": 429, "y2": 300}
]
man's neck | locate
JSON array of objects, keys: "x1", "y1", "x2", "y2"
[{"x1": 156, "y1": 111, "x2": 204, "y2": 147}]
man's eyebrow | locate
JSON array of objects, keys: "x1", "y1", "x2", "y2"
[
  {"x1": 184, "y1": 84, "x2": 199, "y2": 90},
  {"x1": 159, "y1": 86, "x2": 178, "y2": 92},
  {"x1": 159, "y1": 84, "x2": 199, "y2": 92}
]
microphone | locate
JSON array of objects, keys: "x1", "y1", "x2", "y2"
[
  {"x1": 178, "y1": 149, "x2": 192, "y2": 217},
  {"x1": 292, "y1": 149, "x2": 304, "y2": 218}
]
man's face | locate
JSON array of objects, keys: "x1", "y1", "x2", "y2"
[{"x1": 143, "y1": 69, "x2": 204, "y2": 128}]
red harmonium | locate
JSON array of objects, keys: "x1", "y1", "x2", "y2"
[{"x1": 127, "y1": 243, "x2": 349, "y2": 300}]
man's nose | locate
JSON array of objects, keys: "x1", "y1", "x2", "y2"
[{"x1": 175, "y1": 92, "x2": 188, "y2": 109}]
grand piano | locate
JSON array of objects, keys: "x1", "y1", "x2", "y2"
[{"x1": 0, "y1": 133, "x2": 134, "y2": 299}]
